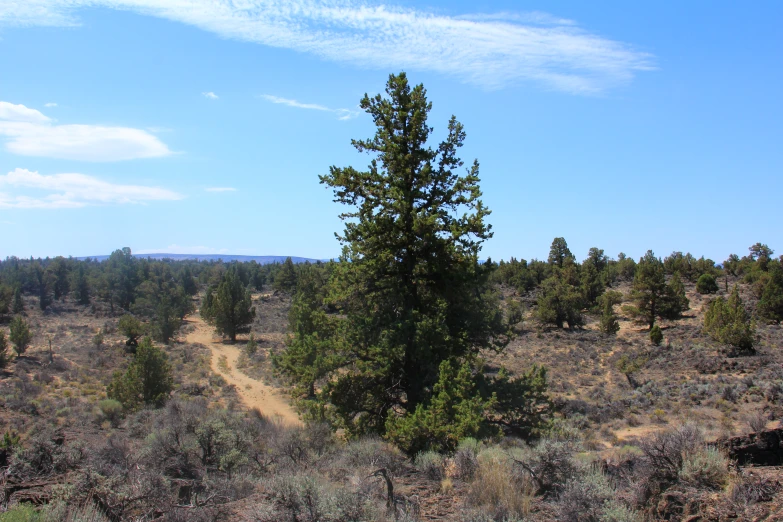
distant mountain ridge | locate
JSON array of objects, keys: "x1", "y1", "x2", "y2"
[{"x1": 78, "y1": 253, "x2": 329, "y2": 264}]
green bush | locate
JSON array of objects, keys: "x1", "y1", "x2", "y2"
[
  {"x1": 536, "y1": 275, "x2": 583, "y2": 330},
  {"x1": 696, "y1": 274, "x2": 719, "y2": 294},
  {"x1": 385, "y1": 359, "x2": 499, "y2": 454},
  {"x1": 107, "y1": 337, "x2": 173, "y2": 410},
  {"x1": 0, "y1": 330, "x2": 9, "y2": 369},
  {"x1": 757, "y1": 264, "x2": 783, "y2": 321},
  {"x1": 98, "y1": 399, "x2": 124, "y2": 427},
  {"x1": 0, "y1": 504, "x2": 43, "y2": 522},
  {"x1": 704, "y1": 285, "x2": 755, "y2": 355},
  {"x1": 506, "y1": 299, "x2": 524, "y2": 330},
  {"x1": 599, "y1": 295, "x2": 621, "y2": 335},
  {"x1": 9, "y1": 316, "x2": 32, "y2": 355},
  {"x1": 246, "y1": 333, "x2": 258, "y2": 357},
  {"x1": 453, "y1": 437, "x2": 480, "y2": 479},
  {"x1": 415, "y1": 450, "x2": 445, "y2": 480},
  {"x1": 556, "y1": 470, "x2": 614, "y2": 522},
  {"x1": 118, "y1": 314, "x2": 144, "y2": 348},
  {"x1": 649, "y1": 325, "x2": 663, "y2": 346},
  {"x1": 679, "y1": 447, "x2": 729, "y2": 490}
]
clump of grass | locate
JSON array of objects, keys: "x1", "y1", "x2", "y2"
[{"x1": 217, "y1": 355, "x2": 230, "y2": 373}]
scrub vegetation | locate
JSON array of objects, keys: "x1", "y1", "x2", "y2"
[{"x1": 0, "y1": 73, "x2": 782, "y2": 520}]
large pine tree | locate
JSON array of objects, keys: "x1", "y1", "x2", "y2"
[{"x1": 294, "y1": 72, "x2": 507, "y2": 435}]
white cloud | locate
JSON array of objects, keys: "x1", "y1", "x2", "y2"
[
  {"x1": 44, "y1": 102, "x2": 58, "y2": 107},
  {"x1": 261, "y1": 95, "x2": 359, "y2": 120},
  {"x1": 137, "y1": 244, "x2": 229, "y2": 255},
  {"x1": 0, "y1": 168, "x2": 184, "y2": 209},
  {"x1": 0, "y1": 101, "x2": 51, "y2": 123},
  {"x1": 205, "y1": 187, "x2": 236, "y2": 192},
  {"x1": 202, "y1": 91, "x2": 219, "y2": 99},
  {"x1": 0, "y1": 1, "x2": 654, "y2": 93},
  {"x1": 0, "y1": 101, "x2": 172, "y2": 161}
]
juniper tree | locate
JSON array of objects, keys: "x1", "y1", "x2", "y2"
[
  {"x1": 274, "y1": 257, "x2": 298, "y2": 293},
  {"x1": 0, "y1": 285, "x2": 11, "y2": 316},
  {"x1": 757, "y1": 263, "x2": 783, "y2": 322},
  {"x1": 107, "y1": 337, "x2": 173, "y2": 410},
  {"x1": 202, "y1": 268, "x2": 255, "y2": 342},
  {"x1": 660, "y1": 271, "x2": 689, "y2": 320},
  {"x1": 536, "y1": 273, "x2": 583, "y2": 330},
  {"x1": 71, "y1": 264, "x2": 90, "y2": 305},
  {"x1": 118, "y1": 314, "x2": 145, "y2": 348},
  {"x1": 696, "y1": 273, "x2": 719, "y2": 294},
  {"x1": 0, "y1": 330, "x2": 9, "y2": 369},
  {"x1": 9, "y1": 316, "x2": 32, "y2": 355},
  {"x1": 12, "y1": 287, "x2": 23, "y2": 314},
  {"x1": 291, "y1": 72, "x2": 507, "y2": 436},
  {"x1": 548, "y1": 237, "x2": 573, "y2": 268},
  {"x1": 273, "y1": 263, "x2": 337, "y2": 400},
  {"x1": 626, "y1": 251, "x2": 687, "y2": 328},
  {"x1": 704, "y1": 285, "x2": 756, "y2": 355},
  {"x1": 599, "y1": 291, "x2": 622, "y2": 335}
]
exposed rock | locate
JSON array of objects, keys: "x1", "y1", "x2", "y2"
[{"x1": 714, "y1": 428, "x2": 783, "y2": 466}]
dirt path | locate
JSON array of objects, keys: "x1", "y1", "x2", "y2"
[{"x1": 184, "y1": 314, "x2": 301, "y2": 425}]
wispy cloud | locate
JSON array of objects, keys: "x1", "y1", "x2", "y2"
[
  {"x1": 44, "y1": 102, "x2": 58, "y2": 107},
  {"x1": 0, "y1": 1, "x2": 654, "y2": 93},
  {"x1": 205, "y1": 187, "x2": 236, "y2": 192},
  {"x1": 261, "y1": 95, "x2": 358, "y2": 120},
  {"x1": 0, "y1": 168, "x2": 184, "y2": 209},
  {"x1": 0, "y1": 101, "x2": 51, "y2": 123},
  {"x1": 137, "y1": 244, "x2": 229, "y2": 255},
  {"x1": 0, "y1": 101, "x2": 172, "y2": 161},
  {"x1": 202, "y1": 91, "x2": 219, "y2": 100}
]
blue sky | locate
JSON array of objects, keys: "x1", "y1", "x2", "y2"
[{"x1": 0, "y1": 1, "x2": 781, "y2": 263}]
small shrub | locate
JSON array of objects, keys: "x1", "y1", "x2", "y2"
[
  {"x1": 0, "y1": 330, "x2": 9, "y2": 369},
  {"x1": 467, "y1": 447, "x2": 532, "y2": 518},
  {"x1": 511, "y1": 438, "x2": 581, "y2": 496},
  {"x1": 118, "y1": 314, "x2": 144, "y2": 348},
  {"x1": 98, "y1": 399, "x2": 124, "y2": 427},
  {"x1": 639, "y1": 424, "x2": 705, "y2": 493},
  {"x1": 601, "y1": 503, "x2": 642, "y2": 522},
  {"x1": 556, "y1": 470, "x2": 613, "y2": 522},
  {"x1": 107, "y1": 337, "x2": 173, "y2": 411},
  {"x1": 453, "y1": 437, "x2": 480, "y2": 479},
  {"x1": 9, "y1": 316, "x2": 32, "y2": 355},
  {"x1": 92, "y1": 331, "x2": 104, "y2": 348},
  {"x1": 649, "y1": 325, "x2": 663, "y2": 346},
  {"x1": 267, "y1": 473, "x2": 326, "y2": 522},
  {"x1": 696, "y1": 273, "x2": 719, "y2": 294},
  {"x1": 246, "y1": 333, "x2": 258, "y2": 357},
  {"x1": 704, "y1": 285, "x2": 756, "y2": 356},
  {"x1": 747, "y1": 410, "x2": 768, "y2": 432},
  {"x1": 729, "y1": 474, "x2": 781, "y2": 505},
  {"x1": 679, "y1": 447, "x2": 729, "y2": 490},
  {"x1": 336, "y1": 436, "x2": 406, "y2": 474},
  {"x1": 506, "y1": 299, "x2": 524, "y2": 330},
  {"x1": 651, "y1": 409, "x2": 667, "y2": 424},
  {"x1": 415, "y1": 450, "x2": 444, "y2": 480},
  {"x1": 0, "y1": 503, "x2": 43, "y2": 521}
]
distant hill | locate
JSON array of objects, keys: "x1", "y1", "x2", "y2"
[{"x1": 78, "y1": 253, "x2": 329, "y2": 264}]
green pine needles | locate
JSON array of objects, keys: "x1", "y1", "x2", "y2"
[
  {"x1": 107, "y1": 337, "x2": 173, "y2": 410},
  {"x1": 704, "y1": 285, "x2": 756, "y2": 356},
  {"x1": 202, "y1": 267, "x2": 256, "y2": 342},
  {"x1": 276, "y1": 72, "x2": 549, "y2": 449}
]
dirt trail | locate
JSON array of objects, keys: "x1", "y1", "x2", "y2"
[{"x1": 184, "y1": 314, "x2": 301, "y2": 425}]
